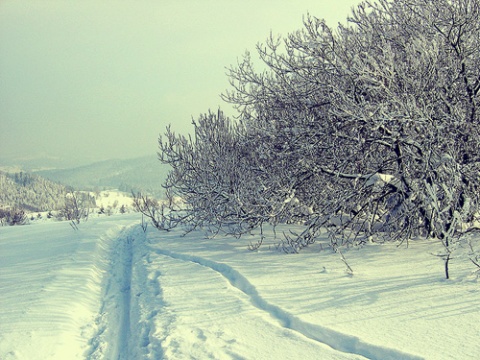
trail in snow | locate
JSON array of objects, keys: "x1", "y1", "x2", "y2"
[
  {"x1": 85, "y1": 225, "x2": 355, "y2": 359},
  {"x1": 146, "y1": 243, "x2": 352, "y2": 359},
  {"x1": 88, "y1": 225, "x2": 418, "y2": 359},
  {"x1": 128, "y1": 232, "x2": 170, "y2": 359},
  {"x1": 154, "y1": 248, "x2": 424, "y2": 360},
  {"x1": 116, "y1": 235, "x2": 133, "y2": 360},
  {"x1": 0, "y1": 214, "x2": 146, "y2": 360},
  {"x1": 87, "y1": 224, "x2": 169, "y2": 360},
  {"x1": 87, "y1": 225, "x2": 138, "y2": 360}
]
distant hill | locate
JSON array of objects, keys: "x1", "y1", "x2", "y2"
[
  {"x1": 0, "y1": 154, "x2": 95, "y2": 172},
  {"x1": 35, "y1": 155, "x2": 169, "y2": 196},
  {"x1": 0, "y1": 171, "x2": 68, "y2": 212}
]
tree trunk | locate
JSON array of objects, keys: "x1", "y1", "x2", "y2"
[{"x1": 444, "y1": 253, "x2": 450, "y2": 280}]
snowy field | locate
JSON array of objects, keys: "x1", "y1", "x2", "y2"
[{"x1": 1, "y1": 213, "x2": 479, "y2": 360}]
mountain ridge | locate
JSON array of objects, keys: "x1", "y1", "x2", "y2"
[{"x1": 32, "y1": 155, "x2": 169, "y2": 196}]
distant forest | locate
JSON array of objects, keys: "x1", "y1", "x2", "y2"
[{"x1": 0, "y1": 171, "x2": 68, "y2": 212}]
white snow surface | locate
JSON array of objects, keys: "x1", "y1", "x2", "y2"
[
  {"x1": 94, "y1": 190, "x2": 133, "y2": 210},
  {"x1": 1, "y1": 215, "x2": 479, "y2": 359}
]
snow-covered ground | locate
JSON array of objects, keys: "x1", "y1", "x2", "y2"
[
  {"x1": 1, "y1": 214, "x2": 479, "y2": 359},
  {"x1": 94, "y1": 190, "x2": 133, "y2": 210}
]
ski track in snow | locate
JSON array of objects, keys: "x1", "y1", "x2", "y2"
[
  {"x1": 129, "y1": 235, "x2": 170, "y2": 359},
  {"x1": 116, "y1": 235, "x2": 133, "y2": 360},
  {"x1": 84, "y1": 223, "x2": 424, "y2": 360},
  {"x1": 87, "y1": 224, "x2": 168, "y2": 360},
  {"x1": 87, "y1": 225, "x2": 138, "y2": 360},
  {"x1": 153, "y1": 248, "x2": 424, "y2": 360}
]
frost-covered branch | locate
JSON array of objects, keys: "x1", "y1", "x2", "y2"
[{"x1": 157, "y1": 0, "x2": 480, "y2": 277}]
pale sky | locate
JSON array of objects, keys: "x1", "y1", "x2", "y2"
[{"x1": 0, "y1": 0, "x2": 360, "y2": 165}]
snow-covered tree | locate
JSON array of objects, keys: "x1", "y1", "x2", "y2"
[
  {"x1": 58, "y1": 190, "x2": 94, "y2": 225},
  {"x1": 159, "y1": 0, "x2": 480, "y2": 277},
  {"x1": 0, "y1": 171, "x2": 69, "y2": 213},
  {"x1": 224, "y1": 0, "x2": 480, "y2": 257},
  {"x1": 159, "y1": 110, "x2": 254, "y2": 234}
]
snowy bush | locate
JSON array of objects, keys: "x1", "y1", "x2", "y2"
[
  {"x1": 0, "y1": 208, "x2": 28, "y2": 226},
  {"x1": 58, "y1": 190, "x2": 94, "y2": 224},
  {"x1": 158, "y1": 0, "x2": 480, "y2": 278},
  {"x1": 132, "y1": 191, "x2": 178, "y2": 231}
]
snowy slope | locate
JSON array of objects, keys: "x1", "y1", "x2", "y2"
[
  {"x1": 0, "y1": 216, "x2": 139, "y2": 359},
  {"x1": 1, "y1": 216, "x2": 479, "y2": 359}
]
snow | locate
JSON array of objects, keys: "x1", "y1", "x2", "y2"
[
  {"x1": 1, "y1": 215, "x2": 479, "y2": 359},
  {"x1": 363, "y1": 173, "x2": 398, "y2": 188},
  {"x1": 94, "y1": 190, "x2": 133, "y2": 210}
]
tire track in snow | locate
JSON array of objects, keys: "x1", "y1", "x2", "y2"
[{"x1": 153, "y1": 248, "x2": 424, "y2": 360}]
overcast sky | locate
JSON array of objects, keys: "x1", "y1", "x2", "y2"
[{"x1": 0, "y1": 0, "x2": 360, "y2": 165}]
